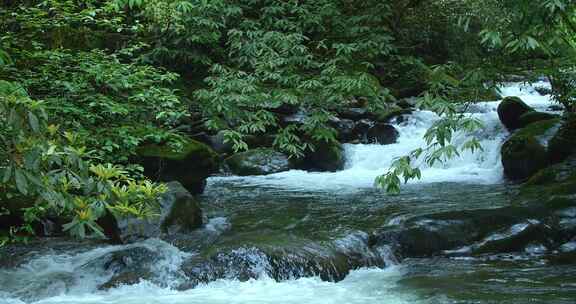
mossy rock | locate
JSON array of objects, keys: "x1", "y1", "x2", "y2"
[
  {"x1": 501, "y1": 120, "x2": 554, "y2": 180},
  {"x1": 137, "y1": 139, "x2": 219, "y2": 194},
  {"x1": 517, "y1": 111, "x2": 559, "y2": 127},
  {"x1": 548, "y1": 114, "x2": 576, "y2": 164},
  {"x1": 497, "y1": 96, "x2": 534, "y2": 130},
  {"x1": 224, "y1": 148, "x2": 293, "y2": 176},
  {"x1": 515, "y1": 118, "x2": 561, "y2": 138},
  {"x1": 520, "y1": 155, "x2": 576, "y2": 201}
]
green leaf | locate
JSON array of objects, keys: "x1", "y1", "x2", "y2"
[
  {"x1": 27, "y1": 111, "x2": 40, "y2": 132},
  {"x1": 14, "y1": 169, "x2": 29, "y2": 195},
  {"x1": 2, "y1": 166, "x2": 12, "y2": 183}
]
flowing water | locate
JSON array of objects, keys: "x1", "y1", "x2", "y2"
[{"x1": 2, "y1": 82, "x2": 575, "y2": 304}]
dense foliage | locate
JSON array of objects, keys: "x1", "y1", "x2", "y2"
[{"x1": 1, "y1": 0, "x2": 576, "y2": 241}]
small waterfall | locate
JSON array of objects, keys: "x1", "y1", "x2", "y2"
[{"x1": 210, "y1": 82, "x2": 555, "y2": 191}]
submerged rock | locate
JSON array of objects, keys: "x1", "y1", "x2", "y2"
[
  {"x1": 225, "y1": 148, "x2": 293, "y2": 176},
  {"x1": 497, "y1": 96, "x2": 534, "y2": 130},
  {"x1": 469, "y1": 220, "x2": 554, "y2": 255},
  {"x1": 136, "y1": 139, "x2": 219, "y2": 194},
  {"x1": 99, "y1": 247, "x2": 156, "y2": 289}
]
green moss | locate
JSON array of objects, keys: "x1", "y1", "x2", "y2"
[
  {"x1": 225, "y1": 148, "x2": 291, "y2": 176},
  {"x1": 501, "y1": 122, "x2": 554, "y2": 181},
  {"x1": 137, "y1": 139, "x2": 215, "y2": 161},
  {"x1": 548, "y1": 114, "x2": 576, "y2": 163},
  {"x1": 517, "y1": 157, "x2": 576, "y2": 205},
  {"x1": 515, "y1": 118, "x2": 561, "y2": 138},
  {"x1": 136, "y1": 138, "x2": 219, "y2": 194},
  {"x1": 517, "y1": 112, "x2": 559, "y2": 127}
]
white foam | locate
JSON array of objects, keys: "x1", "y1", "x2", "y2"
[
  {"x1": 1, "y1": 267, "x2": 417, "y2": 304},
  {"x1": 0, "y1": 239, "x2": 190, "y2": 302}
]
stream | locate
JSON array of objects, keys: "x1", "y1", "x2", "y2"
[{"x1": 1, "y1": 82, "x2": 575, "y2": 304}]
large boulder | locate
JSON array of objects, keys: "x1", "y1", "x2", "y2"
[
  {"x1": 296, "y1": 141, "x2": 345, "y2": 172},
  {"x1": 501, "y1": 136, "x2": 548, "y2": 181},
  {"x1": 497, "y1": 96, "x2": 534, "y2": 130},
  {"x1": 225, "y1": 148, "x2": 293, "y2": 176},
  {"x1": 371, "y1": 206, "x2": 545, "y2": 258},
  {"x1": 136, "y1": 139, "x2": 218, "y2": 194},
  {"x1": 501, "y1": 119, "x2": 560, "y2": 180},
  {"x1": 102, "y1": 181, "x2": 203, "y2": 243}
]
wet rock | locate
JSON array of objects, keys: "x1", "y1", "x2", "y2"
[
  {"x1": 99, "y1": 247, "x2": 156, "y2": 289},
  {"x1": 338, "y1": 107, "x2": 371, "y2": 120},
  {"x1": 296, "y1": 141, "x2": 345, "y2": 172},
  {"x1": 372, "y1": 206, "x2": 549, "y2": 258},
  {"x1": 375, "y1": 108, "x2": 412, "y2": 124},
  {"x1": 518, "y1": 155, "x2": 576, "y2": 206},
  {"x1": 280, "y1": 110, "x2": 308, "y2": 126},
  {"x1": 99, "y1": 270, "x2": 151, "y2": 289},
  {"x1": 548, "y1": 114, "x2": 576, "y2": 164},
  {"x1": 136, "y1": 139, "x2": 219, "y2": 194},
  {"x1": 501, "y1": 135, "x2": 548, "y2": 180},
  {"x1": 161, "y1": 182, "x2": 203, "y2": 233},
  {"x1": 364, "y1": 123, "x2": 399, "y2": 145},
  {"x1": 225, "y1": 148, "x2": 293, "y2": 176},
  {"x1": 470, "y1": 220, "x2": 554, "y2": 255},
  {"x1": 106, "y1": 182, "x2": 202, "y2": 242},
  {"x1": 208, "y1": 131, "x2": 234, "y2": 154},
  {"x1": 180, "y1": 243, "x2": 387, "y2": 289},
  {"x1": 353, "y1": 119, "x2": 373, "y2": 138},
  {"x1": 497, "y1": 96, "x2": 534, "y2": 130},
  {"x1": 331, "y1": 117, "x2": 357, "y2": 142},
  {"x1": 501, "y1": 119, "x2": 560, "y2": 180},
  {"x1": 534, "y1": 86, "x2": 552, "y2": 96}
]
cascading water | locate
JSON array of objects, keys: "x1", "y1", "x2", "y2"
[
  {"x1": 1, "y1": 82, "x2": 570, "y2": 304},
  {"x1": 211, "y1": 81, "x2": 554, "y2": 190}
]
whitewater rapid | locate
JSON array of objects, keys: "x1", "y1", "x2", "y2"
[{"x1": 210, "y1": 81, "x2": 556, "y2": 191}]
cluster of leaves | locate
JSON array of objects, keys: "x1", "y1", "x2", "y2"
[
  {"x1": 0, "y1": 49, "x2": 188, "y2": 163},
  {"x1": 0, "y1": 81, "x2": 167, "y2": 244}
]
